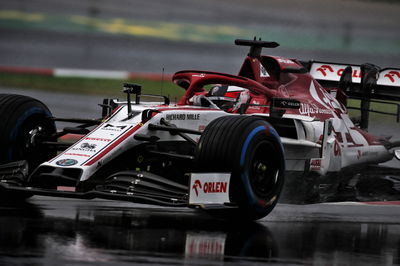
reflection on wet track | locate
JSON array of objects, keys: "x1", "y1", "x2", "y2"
[{"x1": 1, "y1": 197, "x2": 399, "y2": 265}]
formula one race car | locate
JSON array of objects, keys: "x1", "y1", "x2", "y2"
[{"x1": 1, "y1": 39, "x2": 399, "y2": 220}]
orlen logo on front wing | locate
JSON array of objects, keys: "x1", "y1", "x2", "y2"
[
  {"x1": 192, "y1": 179, "x2": 228, "y2": 197},
  {"x1": 189, "y1": 173, "x2": 231, "y2": 205}
]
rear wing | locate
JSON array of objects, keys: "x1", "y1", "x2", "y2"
[
  {"x1": 302, "y1": 61, "x2": 400, "y2": 128},
  {"x1": 303, "y1": 61, "x2": 400, "y2": 101}
]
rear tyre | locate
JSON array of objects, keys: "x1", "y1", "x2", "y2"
[
  {"x1": 196, "y1": 116, "x2": 285, "y2": 220},
  {"x1": 0, "y1": 94, "x2": 56, "y2": 200}
]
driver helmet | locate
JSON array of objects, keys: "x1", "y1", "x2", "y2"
[{"x1": 209, "y1": 85, "x2": 249, "y2": 111}]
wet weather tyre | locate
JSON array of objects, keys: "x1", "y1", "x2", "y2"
[
  {"x1": 0, "y1": 94, "x2": 56, "y2": 200},
  {"x1": 196, "y1": 116, "x2": 285, "y2": 220}
]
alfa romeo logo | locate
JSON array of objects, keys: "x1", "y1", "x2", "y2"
[
  {"x1": 56, "y1": 159, "x2": 78, "y2": 166},
  {"x1": 81, "y1": 143, "x2": 97, "y2": 149}
]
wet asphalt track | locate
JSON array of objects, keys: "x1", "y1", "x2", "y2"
[{"x1": 1, "y1": 196, "x2": 400, "y2": 266}]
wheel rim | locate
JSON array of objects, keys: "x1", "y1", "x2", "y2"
[{"x1": 249, "y1": 141, "x2": 280, "y2": 199}]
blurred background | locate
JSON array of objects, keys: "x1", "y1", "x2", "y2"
[
  {"x1": 1, "y1": 0, "x2": 399, "y2": 74},
  {"x1": 0, "y1": 0, "x2": 399, "y2": 140}
]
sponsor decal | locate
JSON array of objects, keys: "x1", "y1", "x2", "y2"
[
  {"x1": 192, "y1": 180, "x2": 202, "y2": 196},
  {"x1": 48, "y1": 120, "x2": 131, "y2": 166},
  {"x1": 337, "y1": 68, "x2": 361, "y2": 78},
  {"x1": 384, "y1": 71, "x2": 400, "y2": 83},
  {"x1": 81, "y1": 142, "x2": 96, "y2": 149},
  {"x1": 56, "y1": 159, "x2": 78, "y2": 166},
  {"x1": 299, "y1": 103, "x2": 332, "y2": 116},
  {"x1": 204, "y1": 181, "x2": 227, "y2": 193},
  {"x1": 165, "y1": 113, "x2": 200, "y2": 120},
  {"x1": 316, "y1": 65, "x2": 334, "y2": 77},
  {"x1": 84, "y1": 124, "x2": 141, "y2": 166},
  {"x1": 272, "y1": 98, "x2": 301, "y2": 109},
  {"x1": 64, "y1": 153, "x2": 91, "y2": 157},
  {"x1": 276, "y1": 58, "x2": 296, "y2": 65},
  {"x1": 189, "y1": 173, "x2": 231, "y2": 205},
  {"x1": 315, "y1": 64, "x2": 361, "y2": 79},
  {"x1": 85, "y1": 137, "x2": 112, "y2": 142},
  {"x1": 72, "y1": 142, "x2": 97, "y2": 152},
  {"x1": 57, "y1": 186, "x2": 76, "y2": 192},
  {"x1": 310, "y1": 158, "x2": 321, "y2": 171},
  {"x1": 102, "y1": 124, "x2": 127, "y2": 131},
  {"x1": 192, "y1": 180, "x2": 228, "y2": 196}
]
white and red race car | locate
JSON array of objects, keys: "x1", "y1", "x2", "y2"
[{"x1": 0, "y1": 39, "x2": 399, "y2": 220}]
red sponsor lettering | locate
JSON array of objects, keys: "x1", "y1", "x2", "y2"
[
  {"x1": 311, "y1": 160, "x2": 320, "y2": 167},
  {"x1": 337, "y1": 68, "x2": 361, "y2": 78},
  {"x1": 316, "y1": 65, "x2": 334, "y2": 76},
  {"x1": 352, "y1": 69, "x2": 361, "y2": 78},
  {"x1": 384, "y1": 71, "x2": 400, "y2": 83},
  {"x1": 64, "y1": 153, "x2": 90, "y2": 157},
  {"x1": 198, "y1": 240, "x2": 223, "y2": 256},
  {"x1": 85, "y1": 137, "x2": 112, "y2": 142},
  {"x1": 192, "y1": 180, "x2": 228, "y2": 196},
  {"x1": 192, "y1": 180, "x2": 202, "y2": 197},
  {"x1": 310, "y1": 159, "x2": 321, "y2": 171},
  {"x1": 203, "y1": 182, "x2": 227, "y2": 193},
  {"x1": 57, "y1": 186, "x2": 76, "y2": 192}
]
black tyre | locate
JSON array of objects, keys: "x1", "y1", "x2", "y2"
[
  {"x1": 195, "y1": 115, "x2": 285, "y2": 220},
  {"x1": 0, "y1": 94, "x2": 56, "y2": 173}
]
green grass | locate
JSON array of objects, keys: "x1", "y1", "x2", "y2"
[
  {"x1": 347, "y1": 98, "x2": 399, "y2": 122},
  {"x1": 0, "y1": 73, "x2": 184, "y2": 101}
]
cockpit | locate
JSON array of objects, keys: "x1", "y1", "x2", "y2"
[{"x1": 189, "y1": 85, "x2": 250, "y2": 112}]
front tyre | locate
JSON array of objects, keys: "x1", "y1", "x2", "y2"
[
  {"x1": 196, "y1": 116, "x2": 285, "y2": 220},
  {"x1": 0, "y1": 94, "x2": 56, "y2": 201},
  {"x1": 0, "y1": 94, "x2": 56, "y2": 168}
]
